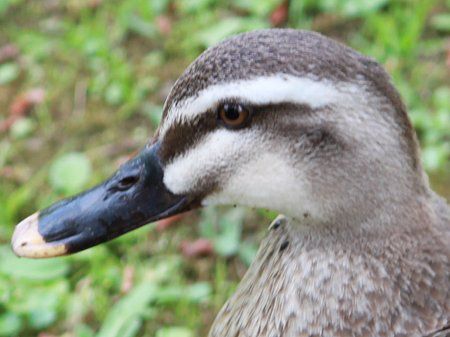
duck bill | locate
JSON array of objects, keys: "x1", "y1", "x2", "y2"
[{"x1": 12, "y1": 143, "x2": 195, "y2": 258}]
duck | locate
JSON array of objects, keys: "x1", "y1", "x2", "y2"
[{"x1": 11, "y1": 29, "x2": 450, "y2": 337}]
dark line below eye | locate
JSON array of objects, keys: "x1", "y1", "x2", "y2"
[
  {"x1": 159, "y1": 101, "x2": 317, "y2": 163},
  {"x1": 159, "y1": 114, "x2": 217, "y2": 163}
]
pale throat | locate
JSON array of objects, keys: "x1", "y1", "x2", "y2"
[{"x1": 201, "y1": 150, "x2": 326, "y2": 221}]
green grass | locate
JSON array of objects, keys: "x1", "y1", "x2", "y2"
[{"x1": 0, "y1": 0, "x2": 449, "y2": 336}]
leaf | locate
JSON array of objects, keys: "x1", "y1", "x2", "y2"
[
  {"x1": 118, "y1": 318, "x2": 142, "y2": 337},
  {"x1": 0, "y1": 312, "x2": 22, "y2": 337},
  {"x1": 176, "y1": 0, "x2": 215, "y2": 14},
  {"x1": 198, "y1": 208, "x2": 246, "y2": 257},
  {"x1": 433, "y1": 87, "x2": 450, "y2": 110},
  {"x1": 28, "y1": 309, "x2": 56, "y2": 329},
  {"x1": 0, "y1": 0, "x2": 16, "y2": 16},
  {"x1": 213, "y1": 208, "x2": 245, "y2": 257},
  {"x1": 76, "y1": 324, "x2": 95, "y2": 337},
  {"x1": 196, "y1": 17, "x2": 267, "y2": 47},
  {"x1": 96, "y1": 282, "x2": 157, "y2": 337},
  {"x1": 126, "y1": 15, "x2": 158, "y2": 39},
  {"x1": 184, "y1": 282, "x2": 211, "y2": 303},
  {"x1": 149, "y1": 0, "x2": 170, "y2": 15},
  {"x1": 0, "y1": 62, "x2": 19, "y2": 85},
  {"x1": 320, "y1": 0, "x2": 388, "y2": 17},
  {"x1": 13, "y1": 282, "x2": 68, "y2": 314},
  {"x1": 154, "y1": 282, "x2": 211, "y2": 305},
  {"x1": 152, "y1": 286, "x2": 182, "y2": 305},
  {"x1": 198, "y1": 208, "x2": 218, "y2": 239},
  {"x1": 0, "y1": 246, "x2": 69, "y2": 281},
  {"x1": 238, "y1": 242, "x2": 258, "y2": 266},
  {"x1": 232, "y1": 0, "x2": 282, "y2": 17},
  {"x1": 105, "y1": 83, "x2": 125, "y2": 106},
  {"x1": 49, "y1": 152, "x2": 92, "y2": 195},
  {"x1": 10, "y1": 118, "x2": 35, "y2": 139},
  {"x1": 143, "y1": 103, "x2": 163, "y2": 126},
  {"x1": 155, "y1": 327, "x2": 194, "y2": 337},
  {"x1": 431, "y1": 13, "x2": 450, "y2": 32},
  {"x1": 422, "y1": 145, "x2": 448, "y2": 172}
]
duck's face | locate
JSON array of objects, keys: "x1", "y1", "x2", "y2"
[
  {"x1": 158, "y1": 75, "x2": 346, "y2": 219},
  {"x1": 12, "y1": 29, "x2": 422, "y2": 258}
]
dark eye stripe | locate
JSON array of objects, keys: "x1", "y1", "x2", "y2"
[
  {"x1": 159, "y1": 112, "x2": 216, "y2": 164},
  {"x1": 158, "y1": 102, "x2": 315, "y2": 164}
]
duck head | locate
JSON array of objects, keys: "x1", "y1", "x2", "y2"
[{"x1": 12, "y1": 29, "x2": 428, "y2": 258}]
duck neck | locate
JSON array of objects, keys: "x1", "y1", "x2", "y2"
[
  {"x1": 287, "y1": 182, "x2": 436, "y2": 250},
  {"x1": 283, "y1": 199, "x2": 424, "y2": 257},
  {"x1": 209, "y1": 199, "x2": 448, "y2": 337}
]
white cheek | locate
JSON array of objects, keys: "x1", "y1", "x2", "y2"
[
  {"x1": 163, "y1": 130, "x2": 248, "y2": 195},
  {"x1": 164, "y1": 129, "x2": 324, "y2": 218},
  {"x1": 203, "y1": 152, "x2": 318, "y2": 218}
]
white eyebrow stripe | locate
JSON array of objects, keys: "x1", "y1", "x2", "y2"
[{"x1": 159, "y1": 75, "x2": 342, "y2": 137}]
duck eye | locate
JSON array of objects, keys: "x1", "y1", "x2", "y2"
[
  {"x1": 116, "y1": 175, "x2": 139, "y2": 191},
  {"x1": 218, "y1": 103, "x2": 250, "y2": 129}
]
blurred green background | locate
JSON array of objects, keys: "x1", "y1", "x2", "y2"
[{"x1": 0, "y1": 0, "x2": 449, "y2": 336}]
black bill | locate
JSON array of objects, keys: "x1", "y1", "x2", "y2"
[{"x1": 12, "y1": 143, "x2": 195, "y2": 258}]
